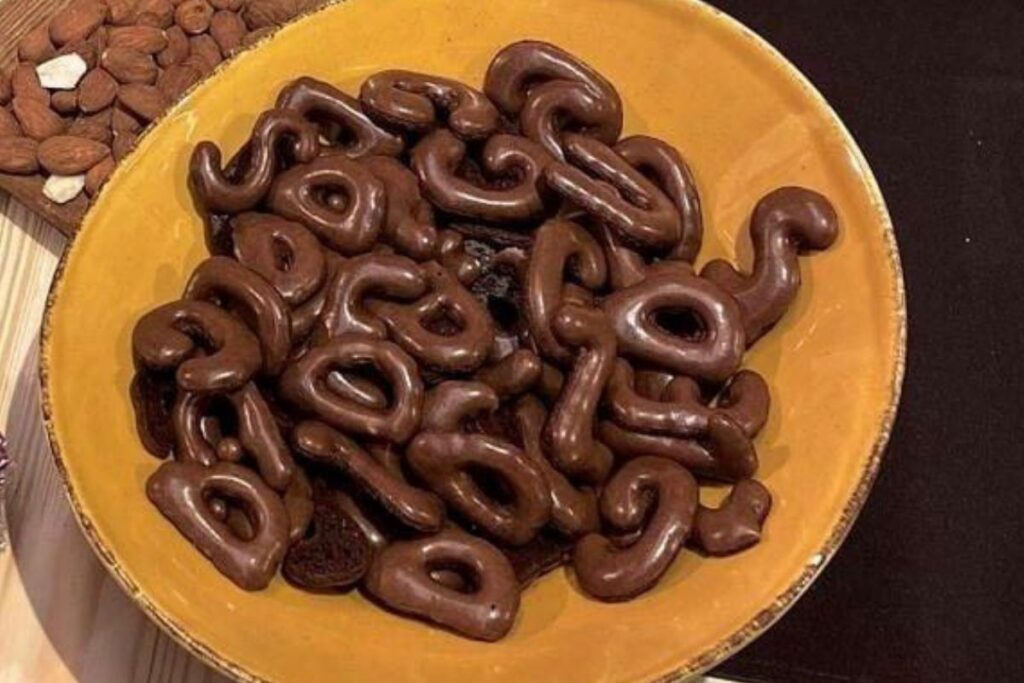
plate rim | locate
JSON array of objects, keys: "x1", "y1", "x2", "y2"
[{"x1": 37, "y1": 1, "x2": 908, "y2": 681}]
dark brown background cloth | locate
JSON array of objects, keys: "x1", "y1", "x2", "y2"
[{"x1": 700, "y1": 1, "x2": 1024, "y2": 681}]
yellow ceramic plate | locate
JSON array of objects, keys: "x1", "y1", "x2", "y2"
[{"x1": 41, "y1": 0, "x2": 906, "y2": 681}]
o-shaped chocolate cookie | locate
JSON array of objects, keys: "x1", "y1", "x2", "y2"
[
  {"x1": 573, "y1": 456, "x2": 698, "y2": 601},
  {"x1": 189, "y1": 108, "x2": 320, "y2": 215},
  {"x1": 278, "y1": 334, "x2": 423, "y2": 443},
  {"x1": 276, "y1": 76, "x2": 404, "y2": 159},
  {"x1": 360, "y1": 70, "x2": 500, "y2": 140},
  {"x1": 267, "y1": 154, "x2": 386, "y2": 255},
  {"x1": 146, "y1": 461, "x2": 290, "y2": 591},
  {"x1": 363, "y1": 527, "x2": 520, "y2": 641},
  {"x1": 407, "y1": 432, "x2": 551, "y2": 546},
  {"x1": 133, "y1": 300, "x2": 262, "y2": 393},
  {"x1": 601, "y1": 269, "x2": 745, "y2": 382},
  {"x1": 701, "y1": 186, "x2": 839, "y2": 342},
  {"x1": 231, "y1": 213, "x2": 326, "y2": 307}
]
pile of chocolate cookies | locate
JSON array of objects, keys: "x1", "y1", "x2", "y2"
[{"x1": 131, "y1": 40, "x2": 839, "y2": 641}]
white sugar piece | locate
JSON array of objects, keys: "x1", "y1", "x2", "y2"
[
  {"x1": 43, "y1": 175, "x2": 86, "y2": 204},
  {"x1": 36, "y1": 54, "x2": 88, "y2": 90}
]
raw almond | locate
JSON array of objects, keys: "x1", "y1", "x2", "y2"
[
  {"x1": 0, "y1": 72, "x2": 11, "y2": 105},
  {"x1": 106, "y1": 0, "x2": 141, "y2": 25},
  {"x1": 157, "y1": 26, "x2": 189, "y2": 67},
  {"x1": 243, "y1": 0, "x2": 300, "y2": 30},
  {"x1": 117, "y1": 83, "x2": 167, "y2": 122},
  {"x1": 209, "y1": 10, "x2": 246, "y2": 53},
  {"x1": 38, "y1": 134, "x2": 111, "y2": 174},
  {"x1": 91, "y1": 26, "x2": 109, "y2": 54},
  {"x1": 112, "y1": 129, "x2": 138, "y2": 160},
  {"x1": 101, "y1": 46, "x2": 158, "y2": 84},
  {"x1": 135, "y1": 0, "x2": 174, "y2": 28},
  {"x1": 52, "y1": 90, "x2": 80, "y2": 114},
  {"x1": 156, "y1": 62, "x2": 201, "y2": 100},
  {"x1": 78, "y1": 68, "x2": 119, "y2": 113},
  {"x1": 211, "y1": 0, "x2": 242, "y2": 9},
  {"x1": 0, "y1": 136, "x2": 40, "y2": 174},
  {"x1": 111, "y1": 102, "x2": 143, "y2": 133},
  {"x1": 85, "y1": 155, "x2": 115, "y2": 195},
  {"x1": 68, "y1": 109, "x2": 114, "y2": 144},
  {"x1": 188, "y1": 34, "x2": 222, "y2": 72},
  {"x1": 19, "y1": 23, "x2": 57, "y2": 63},
  {"x1": 108, "y1": 25, "x2": 168, "y2": 54},
  {"x1": 12, "y1": 63, "x2": 49, "y2": 104},
  {"x1": 58, "y1": 39, "x2": 100, "y2": 71},
  {"x1": 50, "y1": 1, "x2": 108, "y2": 46},
  {"x1": 0, "y1": 108, "x2": 22, "y2": 137},
  {"x1": 175, "y1": 0, "x2": 214, "y2": 34},
  {"x1": 12, "y1": 96, "x2": 66, "y2": 140},
  {"x1": 242, "y1": 26, "x2": 275, "y2": 48}
]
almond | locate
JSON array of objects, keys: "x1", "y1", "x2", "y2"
[
  {"x1": 106, "y1": 0, "x2": 141, "y2": 25},
  {"x1": 19, "y1": 23, "x2": 57, "y2": 64},
  {"x1": 78, "y1": 68, "x2": 119, "y2": 113},
  {"x1": 108, "y1": 25, "x2": 168, "y2": 54},
  {"x1": 91, "y1": 26, "x2": 110, "y2": 54},
  {"x1": 111, "y1": 102, "x2": 143, "y2": 133},
  {"x1": 112, "y1": 129, "x2": 138, "y2": 160},
  {"x1": 57, "y1": 39, "x2": 100, "y2": 70},
  {"x1": 0, "y1": 71, "x2": 11, "y2": 105},
  {"x1": 68, "y1": 109, "x2": 114, "y2": 144},
  {"x1": 243, "y1": 0, "x2": 300, "y2": 30},
  {"x1": 175, "y1": 0, "x2": 214, "y2": 34},
  {"x1": 211, "y1": 0, "x2": 242, "y2": 9},
  {"x1": 242, "y1": 26, "x2": 275, "y2": 48},
  {"x1": 0, "y1": 136, "x2": 40, "y2": 174},
  {"x1": 209, "y1": 10, "x2": 246, "y2": 53},
  {"x1": 101, "y1": 46, "x2": 158, "y2": 84},
  {"x1": 156, "y1": 62, "x2": 201, "y2": 100},
  {"x1": 117, "y1": 83, "x2": 167, "y2": 122},
  {"x1": 50, "y1": 1, "x2": 108, "y2": 46},
  {"x1": 158, "y1": 27, "x2": 188, "y2": 69},
  {"x1": 38, "y1": 134, "x2": 111, "y2": 174},
  {"x1": 52, "y1": 90, "x2": 80, "y2": 114},
  {"x1": 85, "y1": 155, "x2": 116, "y2": 195},
  {"x1": 188, "y1": 34, "x2": 222, "y2": 73},
  {"x1": 135, "y1": 0, "x2": 174, "y2": 28},
  {"x1": 12, "y1": 96, "x2": 66, "y2": 140},
  {"x1": 12, "y1": 63, "x2": 49, "y2": 104},
  {"x1": 0, "y1": 108, "x2": 21, "y2": 137}
]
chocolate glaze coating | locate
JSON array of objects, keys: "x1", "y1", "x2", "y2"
[
  {"x1": 421, "y1": 380, "x2": 499, "y2": 433},
  {"x1": 231, "y1": 213, "x2": 326, "y2": 307},
  {"x1": 604, "y1": 358, "x2": 706, "y2": 437},
  {"x1": 514, "y1": 395, "x2": 599, "y2": 537},
  {"x1": 434, "y1": 229, "x2": 484, "y2": 286},
  {"x1": 267, "y1": 154, "x2": 386, "y2": 255},
  {"x1": 294, "y1": 421, "x2": 444, "y2": 533},
  {"x1": 363, "y1": 527, "x2": 520, "y2": 642},
  {"x1": 633, "y1": 369, "x2": 675, "y2": 400},
  {"x1": 473, "y1": 349, "x2": 542, "y2": 399},
  {"x1": 411, "y1": 129, "x2": 553, "y2": 223},
  {"x1": 663, "y1": 370, "x2": 770, "y2": 438},
  {"x1": 130, "y1": 370, "x2": 177, "y2": 458},
  {"x1": 283, "y1": 467, "x2": 314, "y2": 543},
  {"x1": 615, "y1": 135, "x2": 703, "y2": 263},
  {"x1": 601, "y1": 269, "x2": 745, "y2": 382},
  {"x1": 572, "y1": 456, "x2": 698, "y2": 601},
  {"x1": 278, "y1": 335, "x2": 424, "y2": 444},
  {"x1": 360, "y1": 70, "x2": 500, "y2": 140},
  {"x1": 314, "y1": 252, "x2": 425, "y2": 342},
  {"x1": 282, "y1": 482, "x2": 373, "y2": 590},
  {"x1": 360, "y1": 155, "x2": 438, "y2": 260},
  {"x1": 290, "y1": 251, "x2": 343, "y2": 342},
  {"x1": 276, "y1": 76, "x2": 403, "y2": 159},
  {"x1": 691, "y1": 479, "x2": 772, "y2": 556},
  {"x1": 520, "y1": 80, "x2": 622, "y2": 160},
  {"x1": 133, "y1": 300, "x2": 262, "y2": 394},
  {"x1": 173, "y1": 382, "x2": 295, "y2": 491},
  {"x1": 502, "y1": 531, "x2": 574, "y2": 588},
  {"x1": 189, "y1": 108, "x2": 320, "y2": 214},
  {"x1": 597, "y1": 413, "x2": 758, "y2": 482},
  {"x1": 701, "y1": 186, "x2": 839, "y2": 342},
  {"x1": 524, "y1": 219, "x2": 607, "y2": 365},
  {"x1": 545, "y1": 134, "x2": 681, "y2": 252},
  {"x1": 367, "y1": 261, "x2": 495, "y2": 374},
  {"x1": 544, "y1": 304, "x2": 616, "y2": 484},
  {"x1": 146, "y1": 461, "x2": 289, "y2": 591},
  {"x1": 407, "y1": 432, "x2": 550, "y2": 546},
  {"x1": 484, "y1": 40, "x2": 622, "y2": 123},
  {"x1": 184, "y1": 256, "x2": 292, "y2": 377},
  {"x1": 594, "y1": 221, "x2": 648, "y2": 290}
]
